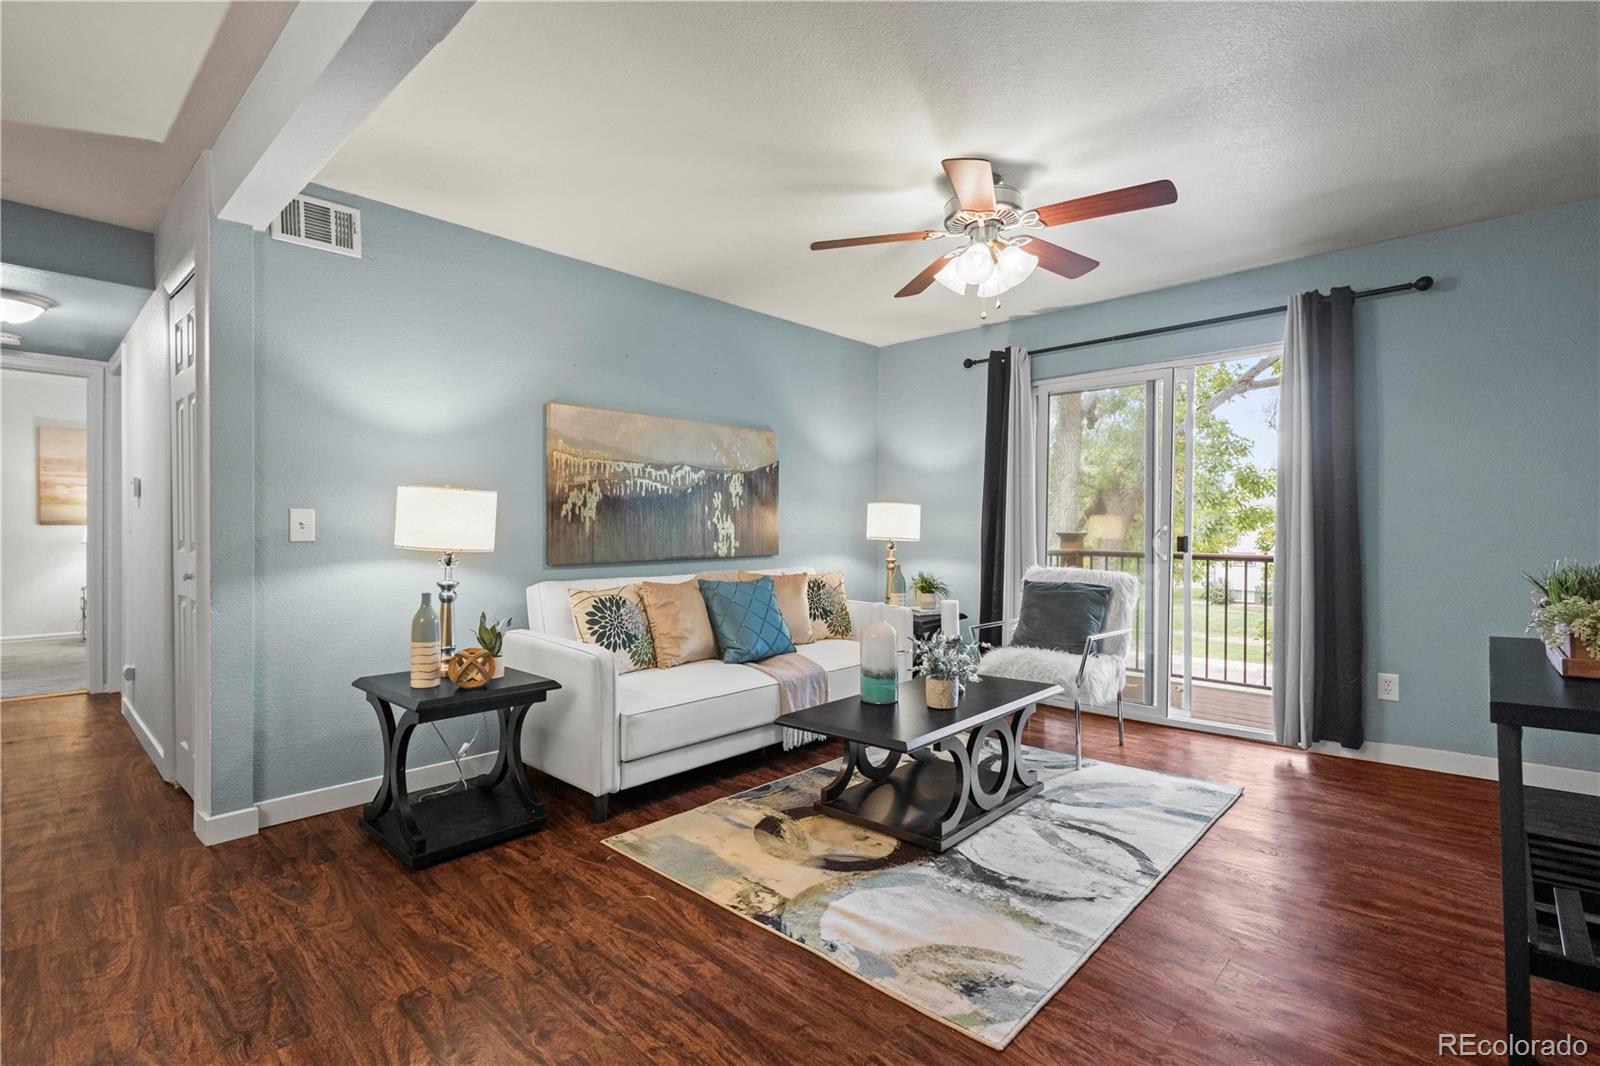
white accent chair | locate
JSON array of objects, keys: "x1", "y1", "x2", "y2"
[
  {"x1": 501, "y1": 569, "x2": 913, "y2": 820},
  {"x1": 973, "y1": 565, "x2": 1138, "y2": 767}
]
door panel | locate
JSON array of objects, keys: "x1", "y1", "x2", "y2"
[{"x1": 170, "y1": 276, "x2": 197, "y2": 796}]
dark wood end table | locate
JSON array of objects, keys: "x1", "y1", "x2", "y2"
[
  {"x1": 782, "y1": 676, "x2": 1062, "y2": 852},
  {"x1": 353, "y1": 668, "x2": 561, "y2": 870},
  {"x1": 1490, "y1": 636, "x2": 1600, "y2": 1064}
]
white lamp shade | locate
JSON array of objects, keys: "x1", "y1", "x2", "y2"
[
  {"x1": 394, "y1": 485, "x2": 497, "y2": 552},
  {"x1": 866, "y1": 501, "x2": 921, "y2": 542}
]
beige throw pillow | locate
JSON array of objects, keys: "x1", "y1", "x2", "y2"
[
  {"x1": 569, "y1": 585, "x2": 656, "y2": 674},
  {"x1": 739, "y1": 571, "x2": 814, "y2": 645},
  {"x1": 638, "y1": 580, "x2": 717, "y2": 667},
  {"x1": 806, "y1": 571, "x2": 854, "y2": 641}
]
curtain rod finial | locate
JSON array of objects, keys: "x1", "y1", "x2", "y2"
[{"x1": 1413, "y1": 275, "x2": 1434, "y2": 291}]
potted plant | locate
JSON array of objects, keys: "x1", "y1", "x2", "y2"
[
  {"x1": 1526, "y1": 562, "x2": 1600, "y2": 679},
  {"x1": 475, "y1": 612, "x2": 514, "y2": 679},
  {"x1": 909, "y1": 572, "x2": 949, "y2": 610},
  {"x1": 912, "y1": 632, "x2": 981, "y2": 709}
]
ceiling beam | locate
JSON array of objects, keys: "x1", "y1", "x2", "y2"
[{"x1": 211, "y1": 1, "x2": 472, "y2": 229}]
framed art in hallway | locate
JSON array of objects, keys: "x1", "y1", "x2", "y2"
[
  {"x1": 35, "y1": 423, "x2": 87, "y2": 525},
  {"x1": 545, "y1": 401, "x2": 778, "y2": 565}
]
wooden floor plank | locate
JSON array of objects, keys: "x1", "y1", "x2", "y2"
[{"x1": 3, "y1": 691, "x2": 1596, "y2": 1064}]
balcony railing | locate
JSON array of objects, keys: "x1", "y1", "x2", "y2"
[{"x1": 1043, "y1": 547, "x2": 1275, "y2": 691}]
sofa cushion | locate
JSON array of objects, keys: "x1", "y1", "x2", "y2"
[
  {"x1": 639, "y1": 580, "x2": 717, "y2": 668},
  {"x1": 699, "y1": 577, "x2": 796, "y2": 663},
  {"x1": 617, "y1": 639, "x2": 864, "y2": 760},
  {"x1": 740, "y1": 570, "x2": 813, "y2": 644},
  {"x1": 617, "y1": 661, "x2": 778, "y2": 761},
  {"x1": 568, "y1": 584, "x2": 656, "y2": 673},
  {"x1": 806, "y1": 570, "x2": 854, "y2": 641}
]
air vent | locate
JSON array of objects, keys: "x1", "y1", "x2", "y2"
[{"x1": 270, "y1": 194, "x2": 360, "y2": 257}]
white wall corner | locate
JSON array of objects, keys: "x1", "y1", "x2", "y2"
[{"x1": 193, "y1": 803, "x2": 260, "y2": 846}]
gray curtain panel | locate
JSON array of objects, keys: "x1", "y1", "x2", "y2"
[
  {"x1": 1001, "y1": 347, "x2": 1039, "y2": 625},
  {"x1": 1274, "y1": 288, "x2": 1364, "y2": 749}
]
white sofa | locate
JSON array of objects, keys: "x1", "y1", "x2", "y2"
[{"x1": 502, "y1": 568, "x2": 913, "y2": 819}]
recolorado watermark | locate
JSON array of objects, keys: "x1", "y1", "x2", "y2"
[{"x1": 1438, "y1": 1033, "x2": 1589, "y2": 1058}]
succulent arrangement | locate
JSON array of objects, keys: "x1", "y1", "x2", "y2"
[
  {"x1": 1527, "y1": 561, "x2": 1600, "y2": 658},
  {"x1": 912, "y1": 632, "x2": 982, "y2": 684},
  {"x1": 475, "y1": 612, "x2": 514, "y2": 658}
]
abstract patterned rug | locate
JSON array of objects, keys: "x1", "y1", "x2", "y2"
[{"x1": 603, "y1": 747, "x2": 1241, "y2": 1048}]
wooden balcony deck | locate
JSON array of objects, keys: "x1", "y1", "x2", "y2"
[{"x1": 1116, "y1": 673, "x2": 1274, "y2": 733}]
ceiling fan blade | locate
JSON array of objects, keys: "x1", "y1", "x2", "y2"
[
  {"x1": 895, "y1": 252, "x2": 954, "y2": 298},
  {"x1": 810, "y1": 231, "x2": 943, "y2": 251},
  {"x1": 1032, "y1": 180, "x2": 1177, "y2": 228},
  {"x1": 942, "y1": 157, "x2": 996, "y2": 213},
  {"x1": 1022, "y1": 238, "x2": 1100, "y2": 280}
]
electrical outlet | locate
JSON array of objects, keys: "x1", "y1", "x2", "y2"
[
  {"x1": 1377, "y1": 673, "x2": 1400, "y2": 702},
  {"x1": 289, "y1": 508, "x2": 316, "y2": 542}
]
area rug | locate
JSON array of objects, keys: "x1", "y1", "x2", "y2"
[{"x1": 603, "y1": 746, "x2": 1241, "y2": 1049}]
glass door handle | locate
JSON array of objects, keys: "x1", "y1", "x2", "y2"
[{"x1": 1154, "y1": 525, "x2": 1171, "y2": 562}]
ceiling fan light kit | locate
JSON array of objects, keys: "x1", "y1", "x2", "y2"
[{"x1": 811, "y1": 159, "x2": 1177, "y2": 318}]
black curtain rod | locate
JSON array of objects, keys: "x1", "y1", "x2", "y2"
[{"x1": 961, "y1": 275, "x2": 1434, "y2": 368}]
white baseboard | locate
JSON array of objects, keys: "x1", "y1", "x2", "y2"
[
  {"x1": 193, "y1": 805, "x2": 260, "y2": 846},
  {"x1": 121, "y1": 696, "x2": 171, "y2": 780},
  {"x1": 0, "y1": 631, "x2": 82, "y2": 644},
  {"x1": 255, "y1": 751, "x2": 500, "y2": 829},
  {"x1": 1310, "y1": 739, "x2": 1600, "y2": 795}
]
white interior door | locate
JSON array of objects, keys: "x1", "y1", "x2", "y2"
[{"x1": 169, "y1": 276, "x2": 197, "y2": 796}]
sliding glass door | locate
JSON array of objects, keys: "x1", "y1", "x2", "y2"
[
  {"x1": 1036, "y1": 349, "x2": 1279, "y2": 732},
  {"x1": 1035, "y1": 369, "x2": 1172, "y2": 714}
]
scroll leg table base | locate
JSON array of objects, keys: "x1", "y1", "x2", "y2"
[
  {"x1": 814, "y1": 706, "x2": 1042, "y2": 852},
  {"x1": 361, "y1": 703, "x2": 547, "y2": 870}
]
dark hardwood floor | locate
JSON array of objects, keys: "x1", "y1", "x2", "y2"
[{"x1": 3, "y1": 691, "x2": 1596, "y2": 1064}]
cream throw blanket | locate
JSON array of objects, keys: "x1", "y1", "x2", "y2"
[{"x1": 749, "y1": 652, "x2": 829, "y2": 750}]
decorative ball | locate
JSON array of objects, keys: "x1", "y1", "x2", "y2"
[{"x1": 446, "y1": 647, "x2": 495, "y2": 688}]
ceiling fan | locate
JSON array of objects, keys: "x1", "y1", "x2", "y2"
[{"x1": 810, "y1": 159, "x2": 1177, "y2": 316}]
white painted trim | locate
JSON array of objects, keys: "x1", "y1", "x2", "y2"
[
  {"x1": 1309, "y1": 739, "x2": 1600, "y2": 795},
  {"x1": 1031, "y1": 341, "x2": 1284, "y2": 395},
  {"x1": 0, "y1": 631, "x2": 83, "y2": 644},
  {"x1": 193, "y1": 804, "x2": 259, "y2": 846},
  {"x1": 122, "y1": 696, "x2": 172, "y2": 781},
  {"x1": 256, "y1": 752, "x2": 500, "y2": 829}
]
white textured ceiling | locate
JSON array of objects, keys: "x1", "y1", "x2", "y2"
[
  {"x1": 0, "y1": 1, "x2": 293, "y2": 231},
  {"x1": 2, "y1": 2, "x2": 228, "y2": 142},
  {"x1": 318, "y1": 2, "x2": 1600, "y2": 346}
]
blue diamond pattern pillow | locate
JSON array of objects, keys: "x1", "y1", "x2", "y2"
[{"x1": 698, "y1": 577, "x2": 796, "y2": 664}]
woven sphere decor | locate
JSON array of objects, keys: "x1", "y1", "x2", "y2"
[{"x1": 446, "y1": 647, "x2": 496, "y2": 688}]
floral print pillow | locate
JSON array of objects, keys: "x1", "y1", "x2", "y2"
[
  {"x1": 806, "y1": 571, "x2": 855, "y2": 642},
  {"x1": 569, "y1": 584, "x2": 657, "y2": 673}
]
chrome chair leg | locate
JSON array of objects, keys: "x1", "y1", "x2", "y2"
[
  {"x1": 1116, "y1": 693, "x2": 1125, "y2": 747},
  {"x1": 1074, "y1": 700, "x2": 1082, "y2": 768}
]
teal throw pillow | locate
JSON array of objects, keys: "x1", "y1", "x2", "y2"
[{"x1": 698, "y1": 577, "x2": 796, "y2": 664}]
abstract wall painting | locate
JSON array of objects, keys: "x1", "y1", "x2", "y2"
[
  {"x1": 546, "y1": 402, "x2": 778, "y2": 565},
  {"x1": 36, "y1": 424, "x2": 87, "y2": 525}
]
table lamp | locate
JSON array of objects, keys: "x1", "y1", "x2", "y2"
[
  {"x1": 394, "y1": 485, "x2": 497, "y2": 658},
  {"x1": 866, "y1": 502, "x2": 920, "y2": 605}
]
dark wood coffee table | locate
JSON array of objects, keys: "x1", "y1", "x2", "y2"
[{"x1": 783, "y1": 676, "x2": 1063, "y2": 852}]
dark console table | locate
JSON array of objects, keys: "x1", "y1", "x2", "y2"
[
  {"x1": 1490, "y1": 636, "x2": 1599, "y2": 1063},
  {"x1": 353, "y1": 668, "x2": 560, "y2": 869}
]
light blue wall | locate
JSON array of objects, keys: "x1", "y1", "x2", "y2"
[
  {"x1": 880, "y1": 199, "x2": 1600, "y2": 771},
  {"x1": 214, "y1": 187, "x2": 880, "y2": 807}
]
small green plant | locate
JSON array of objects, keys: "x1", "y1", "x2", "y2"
[
  {"x1": 475, "y1": 612, "x2": 513, "y2": 657},
  {"x1": 912, "y1": 633, "x2": 982, "y2": 684},
  {"x1": 909, "y1": 572, "x2": 949, "y2": 597},
  {"x1": 1526, "y1": 562, "x2": 1600, "y2": 657}
]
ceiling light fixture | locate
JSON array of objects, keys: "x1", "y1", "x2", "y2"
[{"x1": 0, "y1": 290, "x2": 53, "y2": 325}]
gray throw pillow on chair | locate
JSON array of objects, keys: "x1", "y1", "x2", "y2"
[{"x1": 1009, "y1": 581, "x2": 1112, "y2": 655}]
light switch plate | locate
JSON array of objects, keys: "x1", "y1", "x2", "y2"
[
  {"x1": 289, "y1": 508, "x2": 316, "y2": 542},
  {"x1": 1376, "y1": 673, "x2": 1399, "y2": 702}
]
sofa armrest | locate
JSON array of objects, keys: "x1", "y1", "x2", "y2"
[{"x1": 501, "y1": 630, "x2": 620, "y2": 798}]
